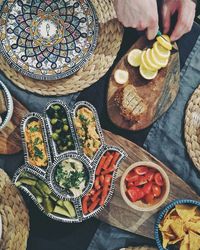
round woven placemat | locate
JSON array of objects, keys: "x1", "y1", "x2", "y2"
[
  {"x1": 185, "y1": 84, "x2": 200, "y2": 171},
  {"x1": 0, "y1": 169, "x2": 29, "y2": 250},
  {"x1": 120, "y1": 246, "x2": 157, "y2": 250},
  {"x1": 0, "y1": 0, "x2": 123, "y2": 96}
]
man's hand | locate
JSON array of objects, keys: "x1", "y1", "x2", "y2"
[
  {"x1": 162, "y1": 0, "x2": 196, "y2": 41},
  {"x1": 114, "y1": 0, "x2": 159, "y2": 40}
]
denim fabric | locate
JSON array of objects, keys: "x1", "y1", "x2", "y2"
[
  {"x1": 87, "y1": 34, "x2": 200, "y2": 250},
  {"x1": 144, "y1": 35, "x2": 200, "y2": 195}
]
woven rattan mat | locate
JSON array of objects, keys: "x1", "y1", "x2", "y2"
[
  {"x1": 0, "y1": 169, "x2": 29, "y2": 250},
  {"x1": 185, "y1": 84, "x2": 200, "y2": 172},
  {"x1": 120, "y1": 246, "x2": 157, "y2": 250},
  {"x1": 0, "y1": 0, "x2": 123, "y2": 96}
]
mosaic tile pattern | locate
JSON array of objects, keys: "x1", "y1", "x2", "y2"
[{"x1": 0, "y1": 0, "x2": 98, "y2": 80}]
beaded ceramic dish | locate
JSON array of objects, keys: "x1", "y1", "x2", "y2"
[{"x1": 13, "y1": 101, "x2": 126, "y2": 223}]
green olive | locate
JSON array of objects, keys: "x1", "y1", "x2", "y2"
[
  {"x1": 52, "y1": 105, "x2": 60, "y2": 111},
  {"x1": 52, "y1": 133, "x2": 59, "y2": 141},
  {"x1": 57, "y1": 140, "x2": 61, "y2": 145},
  {"x1": 62, "y1": 118, "x2": 67, "y2": 124},
  {"x1": 51, "y1": 118, "x2": 57, "y2": 125},
  {"x1": 63, "y1": 124, "x2": 69, "y2": 132},
  {"x1": 63, "y1": 146, "x2": 68, "y2": 151},
  {"x1": 67, "y1": 142, "x2": 72, "y2": 147},
  {"x1": 55, "y1": 129, "x2": 62, "y2": 134}
]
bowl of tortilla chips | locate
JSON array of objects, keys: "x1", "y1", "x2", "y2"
[{"x1": 155, "y1": 199, "x2": 200, "y2": 250}]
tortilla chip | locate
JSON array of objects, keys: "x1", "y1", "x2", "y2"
[
  {"x1": 170, "y1": 218, "x2": 185, "y2": 238},
  {"x1": 185, "y1": 221, "x2": 200, "y2": 234},
  {"x1": 159, "y1": 205, "x2": 200, "y2": 249},
  {"x1": 168, "y1": 237, "x2": 183, "y2": 245},
  {"x1": 188, "y1": 230, "x2": 200, "y2": 250},
  {"x1": 180, "y1": 235, "x2": 189, "y2": 250},
  {"x1": 159, "y1": 219, "x2": 173, "y2": 232},
  {"x1": 175, "y1": 205, "x2": 197, "y2": 221},
  {"x1": 191, "y1": 216, "x2": 200, "y2": 223},
  {"x1": 161, "y1": 232, "x2": 170, "y2": 248}
]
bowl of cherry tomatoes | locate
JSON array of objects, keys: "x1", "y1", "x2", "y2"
[{"x1": 120, "y1": 161, "x2": 170, "y2": 211}]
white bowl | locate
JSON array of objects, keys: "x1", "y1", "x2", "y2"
[
  {"x1": 120, "y1": 161, "x2": 170, "y2": 212},
  {"x1": 0, "y1": 80, "x2": 13, "y2": 131}
]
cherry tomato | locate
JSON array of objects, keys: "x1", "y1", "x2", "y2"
[
  {"x1": 125, "y1": 170, "x2": 139, "y2": 182},
  {"x1": 128, "y1": 186, "x2": 145, "y2": 201},
  {"x1": 152, "y1": 184, "x2": 161, "y2": 197},
  {"x1": 134, "y1": 176, "x2": 147, "y2": 186},
  {"x1": 126, "y1": 187, "x2": 139, "y2": 202},
  {"x1": 143, "y1": 192, "x2": 155, "y2": 204},
  {"x1": 127, "y1": 182, "x2": 135, "y2": 188},
  {"x1": 145, "y1": 170, "x2": 155, "y2": 182},
  {"x1": 134, "y1": 166, "x2": 149, "y2": 175},
  {"x1": 154, "y1": 172, "x2": 164, "y2": 186},
  {"x1": 143, "y1": 181, "x2": 153, "y2": 194}
]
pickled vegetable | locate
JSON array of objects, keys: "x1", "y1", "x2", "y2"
[{"x1": 15, "y1": 173, "x2": 76, "y2": 218}]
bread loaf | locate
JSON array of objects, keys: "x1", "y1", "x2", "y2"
[{"x1": 115, "y1": 85, "x2": 147, "y2": 121}]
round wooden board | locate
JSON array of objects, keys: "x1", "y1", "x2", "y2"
[{"x1": 107, "y1": 36, "x2": 180, "y2": 131}]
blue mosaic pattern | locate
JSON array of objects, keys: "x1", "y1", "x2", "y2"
[{"x1": 0, "y1": 0, "x2": 98, "y2": 80}]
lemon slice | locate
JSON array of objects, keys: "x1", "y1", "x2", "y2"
[
  {"x1": 139, "y1": 64, "x2": 158, "y2": 80},
  {"x1": 114, "y1": 69, "x2": 129, "y2": 84},
  {"x1": 153, "y1": 41, "x2": 171, "y2": 60},
  {"x1": 145, "y1": 49, "x2": 161, "y2": 70},
  {"x1": 150, "y1": 48, "x2": 169, "y2": 68},
  {"x1": 127, "y1": 49, "x2": 142, "y2": 67},
  {"x1": 141, "y1": 51, "x2": 156, "y2": 71},
  {"x1": 156, "y1": 34, "x2": 172, "y2": 51}
]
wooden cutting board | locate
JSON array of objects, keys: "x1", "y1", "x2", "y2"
[
  {"x1": 98, "y1": 130, "x2": 200, "y2": 239},
  {"x1": 107, "y1": 36, "x2": 180, "y2": 131},
  {"x1": 0, "y1": 98, "x2": 28, "y2": 154}
]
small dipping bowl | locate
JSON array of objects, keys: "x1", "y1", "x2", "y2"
[{"x1": 120, "y1": 161, "x2": 170, "y2": 212}]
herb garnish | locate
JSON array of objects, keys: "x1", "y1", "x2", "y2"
[
  {"x1": 30, "y1": 127, "x2": 39, "y2": 133},
  {"x1": 34, "y1": 146, "x2": 44, "y2": 160}
]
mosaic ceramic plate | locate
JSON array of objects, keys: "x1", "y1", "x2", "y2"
[{"x1": 0, "y1": 0, "x2": 99, "y2": 80}]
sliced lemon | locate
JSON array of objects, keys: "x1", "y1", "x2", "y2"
[
  {"x1": 150, "y1": 48, "x2": 169, "y2": 68},
  {"x1": 114, "y1": 69, "x2": 129, "y2": 84},
  {"x1": 141, "y1": 51, "x2": 156, "y2": 71},
  {"x1": 153, "y1": 41, "x2": 171, "y2": 60},
  {"x1": 156, "y1": 34, "x2": 172, "y2": 51},
  {"x1": 127, "y1": 49, "x2": 142, "y2": 67},
  {"x1": 139, "y1": 64, "x2": 158, "y2": 80},
  {"x1": 145, "y1": 48, "x2": 161, "y2": 70}
]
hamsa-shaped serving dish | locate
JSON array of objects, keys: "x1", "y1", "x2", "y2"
[{"x1": 13, "y1": 101, "x2": 126, "y2": 223}]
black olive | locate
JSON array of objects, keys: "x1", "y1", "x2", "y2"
[
  {"x1": 57, "y1": 107, "x2": 66, "y2": 117},
  {"x1": 54, "y1": 120, "x2": 62, "y2": 129},
  {"x1": 46, "y1": 107, "x2": 55, "y2": 118}
]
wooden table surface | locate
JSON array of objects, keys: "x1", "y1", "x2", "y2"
[{"x1": 97, "y1": 130, "x2": 200, "y2": 239}]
